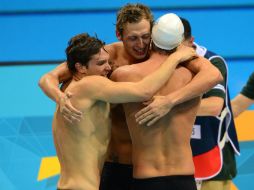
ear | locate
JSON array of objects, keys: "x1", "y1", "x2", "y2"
[
  {"x1": 190, "y1": 36, "x2": 194, "y2": 45},
  {"x1": 75, "y1": 62, "x2": 87, "y2": 74},
  {"x1": 116, "y1": 31, "x2": 122, "y2": 41}
]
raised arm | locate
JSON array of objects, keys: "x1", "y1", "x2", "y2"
[
  {"x1": 136, "y1": 57, "x2": 223, "y2": 126},
  {"x1": 38, "y1": 44, "x2": 117, "y2": 124},
  {"x1": 196, "y1": 56, "x2": 227, "y2": 116},
  {"x1": 38, "y1": 62, "x2": 83, "y2": 121},
  {"x1": 38, "y1": 62, "x2": 71, "y2": 103},
  {"x1": 171, "y1": 56, "x2": 223, "y2": 104},
  {"x1": 77, "y1": 45, "x2": 196, "y2": 104}
]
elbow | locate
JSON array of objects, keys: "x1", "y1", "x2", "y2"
[
  {"x1": 38, "y1": 73, "x2": 52, "y2": 90},
  {"x1": 210, "y1": 106, "x2": 223, "y2": 116},
  {"x1": 135, "y1": 83, "x2": 155, "y2": 101},
  {"x1": 214, "y1": 69, "x2": 223, "y2": 85},
  {"x1": 210, "y1": 99, "x2": 224, "y2": 116},
  {"x1": 140, "y1": 88, "x2": 154, "y2": 101},
  {"x1": 38, "y1": 75, "x2": 46, "y2": 89},
  {"x1": 208, "y1": 68, "x2": 223, "y2": 88},
  {"x1": 198, "y1": 105, "x2": 223, "y2": 117},
  {"x1": 199, "y1": 97, "x2": 224, "y2": 116},
  {"x1": 143, "y1": 91, "x2": 153, "y2": 101}
]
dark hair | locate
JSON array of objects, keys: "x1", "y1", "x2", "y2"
[
  {"x1": 180, "y1": 17, "x2": 192, "y2": 40},
  {"x1": 116, "y1": 3, "x2": 154, "y2": 36},
  {"x1": 65, "y1": 33, "x2": 105, "y2": 73}
]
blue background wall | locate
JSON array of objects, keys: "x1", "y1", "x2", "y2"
[{"x1": 0, "y1": 0, "x2": 253, "y2": 189}]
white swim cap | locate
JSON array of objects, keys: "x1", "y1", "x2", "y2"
[{"x1": 152, "y1": 13, "x2": 184, "y2": 50}]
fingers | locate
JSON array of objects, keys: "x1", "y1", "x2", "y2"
[
  {"x1": 135, "y1": 109, "x2": 155, "y2": 123},
  {"x1": 65, "y1": 103, "x2": 83, "y2": 116},
  {"x1": 137, "y1": 113, "x2": 156, "y2": 125},
  {"x1": 69, "y1": 115, "x2": 81, "y2": 124},
  {"x1": 60, "y1": 106, "x2": 80, "y2": 118},
  {"x1": 66, "y1": 91, "x2": 73, "y2": 98},
  {"x1": 60, "y1": 106, "x2": 71, "y2": 115},
  {"x1": 143, "y1": 101, "x2": 150, "y2": 106},
  {"x1": 63, "y1": 115, "x2": 73, "y2": 125},
  {"x1": 58, "y1": 91, "x2": 83, "y2": 125},
  {"x1": 73, "y1": 75, "x2": 82, "y2": 81},
  {"x1": 63, "y1": 92, "x2": 82, "y2": 116},
  {"x1": 146, "y1": 116, "x2": 160, "y2": 126},
  {"x1": 143, "y1": 98, "x2": 154, "y2": 105},
  {"x1": 63, "y1": 113, "x2": 81, "y2": 124},
  {"x1": 60, "y1": 105, "x2": 82, "y2": 123},
  {"x1": 135, "y1": 106, "x2": 151, "y2": 119}
]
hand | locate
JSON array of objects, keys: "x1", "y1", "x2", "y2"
[
  {"x1": 135, "y1": 96, "x2": 173, "y2": 126},
  {"x1": 73, "y1": 74, "x2": 82, "y2": 81},
  {"x1": 173, "y1": 44, "x2": 197, "y2": 63},
  {"x1": 59, "y1": 91, "x2": 83, "y2": 124}
]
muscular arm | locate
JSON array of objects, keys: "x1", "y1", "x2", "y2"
[
  {"x1": 78, "y1": 46, "x2": 196, "y2": 103},
  {"x1": 165, "y1": 57, "x2": 222, "y2": 106},
  {"x1": 38, "y1": 62, "x2": 83, "y2": 123},
  {"x1": 38, "y1": 62, "x2": 72, "y2": 104},
  {"x1": 135, "y1": 57, "x2": 223, "y2": 125},
  {"x1": 197, "y1": 57, "x2": 227, "y2": 116},
  {"x1": 38, "y1": 44, "x2": 115, "y2": 123},
  {"x1": 38, "y1": 43, "x2": 116, "y2": 104}
]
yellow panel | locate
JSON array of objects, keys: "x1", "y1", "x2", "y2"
[
  {"x1": 231, "y1": 182, "x2": 238, "y2": 190},
  {"x1": 37, "y1": 156, "x2": 60, "y2": 181},
  {"x1": 234, "y1": 110, "x2": 254, "y2": 141}
]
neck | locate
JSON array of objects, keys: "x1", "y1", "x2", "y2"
[
  {"x1": 150, "y1": 51, "x2": 170, "y2": 58},
  {"x1": 148, "y1": 51, "x2": 168, "y2": 64}
]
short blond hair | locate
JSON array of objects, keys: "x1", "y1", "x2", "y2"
[{"x1": 116, "y1": 3, "x2": 154, "y2": 36}]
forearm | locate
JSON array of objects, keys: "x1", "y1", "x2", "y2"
[
  {"x1": 38, "y1": 73, "x2": 64, "y2": 104},
  {"x1": 164, "y1": 69, "x2": 222, "y2": 107},
  {"x1": 166, "y1": 78, "x2": 218, "y2": 108},
  {"x1": 231, "y1": 94, "x2": 253, "y2": 117}
]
